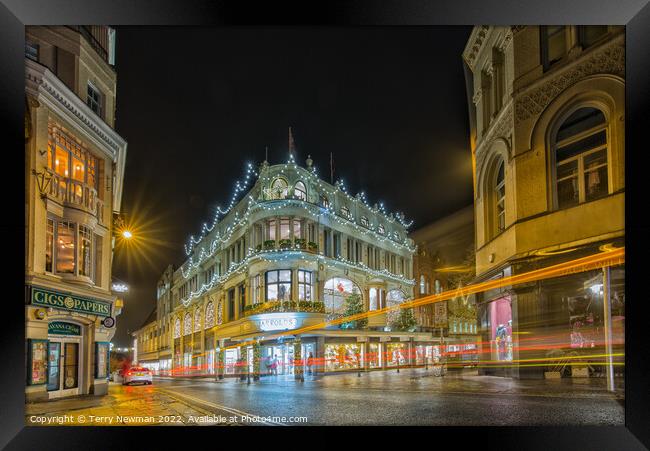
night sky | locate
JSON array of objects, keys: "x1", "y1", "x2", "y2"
[{"x1": 112, "y1": 26, "x2": 473, "y2": 346}]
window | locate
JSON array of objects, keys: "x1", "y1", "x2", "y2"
[
  {"x1": 184, "y1": 312, "x2": 192, "y2": 336},
  {"x1": 360, "y1": 216, "x2": 369, "y2": 227},
  {"x1": 355, "y1": 242, "x2": 362, "y2": 263},
  {"x1": 266, "y1": 270, "x2": 291, "y2": 302},
  {"x1": 333, "y1": 233, "x2": 341, "y2": 258},
  {"x1": 541, "y1": 26, "x2": 567, "y2": 70},
  {"x1": 420, "y1": 275, "x2": 427, "y2": 295},
  {"x1": 78, "y1": 225, "x2": 93, "y2": 278},
  {"x1": 45, "y1": 219, "x2": 54, "y2": 272},
  {"x1": 292, "y1": 218, "x2": 302, "y2": 239},
  {"x1": 294, "y1": 181, "x2": 307, "y2": 201},
  {"x1": 323, "y1": 229, "x2": 332, "y2": 257},
  {"x1": 298, "y1": 270, "x2": 312, "y2": 301},
  {"x1": 320, "y1": 195, "x2": 330, "y2": 209},
  {"x1": 48, "y1": 124, "x2": 99, "y2": 193},
  {"x1": 386, "y1": 289, "x2": 406, "y2": 324},
  {"x1": 194, "y1": 308, "x2": 201, "y2": 332},
  {"x1": 346, "y1": 238, "x2": 353, "y2": 260},
  {"x1": 269, "y1": 178, "x2": 288, "y2": 200},
  {"x1": 252, "y1": 274, "x2": 262, "y2": 304},
  {"x1": 323, "y1": 277, "x2": 361, "y2": 314},
  {"x1": 369, "y1": 287, "x2": 379, "y2": 311},
  {"x1": 25, "y1": 40, "x2": 39, "y2": 61},
  {"x1": 279, "y1": 218, "x2": 291, "y2": 240},
  {"x1": 340, "y1": 206, "x2": 351, "y2": 220},
  {"x1": 578, "y1": 26, "x2": 608, "y2": 48},
  {"x1": 56, "y1": 221, "x2": 75, "y2": 274},
  {"x1": 495, "y1": 160, "x2": 506, "y2": 233},
  {"x1": 227, "y1": 288, "x2": 235, "y2": 321},
  {"x1": 434, "y1": 279, "x2": 442, "y2": 294},
  {"x1": 267, "y1": 219, "x2": 277, "y2": 241},
  {"x1": 554, "y1": 107, "x2": 608, "y2": 209},
  {"x1": 174, "y1": 318, "x2": 181, "y2": 339},
  {"x1": 239, "y1": 283, "x2": 246, "y2": 313},
  {"x1": 87, "y1": 83, "x2": 103, "y2": 117}
]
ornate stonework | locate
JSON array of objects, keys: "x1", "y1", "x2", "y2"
[
  {"x1": 463, "y1": 26, "x2": 490, "y2": 70},
  {"x1": 514, "y1": 38, "x2": 625, "y2": 125},
  {"x1": 475, "y1": 103, "x2": 514, "y2": 176}
]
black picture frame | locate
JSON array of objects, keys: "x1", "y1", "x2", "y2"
[{"x1": 3, "y1": 0, "x2": 649, "y2": 449}]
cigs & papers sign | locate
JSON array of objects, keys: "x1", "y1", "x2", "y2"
[{"x1": 30, "y1": 286, "x2": 111, "y2": 317}]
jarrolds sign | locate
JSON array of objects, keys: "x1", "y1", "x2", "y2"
[{"x1": 29, "y1": 286, "x2": 111, "y2": 317}]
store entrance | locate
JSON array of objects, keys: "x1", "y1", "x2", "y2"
[{"x1": 47, "y1": 339, "x2": 81, "y2": 398}]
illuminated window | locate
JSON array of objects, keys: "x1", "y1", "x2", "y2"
[
  {"x1": 45, "y1": 218, "x2": 54, "y2": 273},
  {"x1": 554, "y1": 107, "x2": 608, "y2": 209},
  {"x1": 78, "y1": 225, "x2": 93, "y2": 278},
  {"x1": 48, "y1": 124, "x2": 99, "y2": 191},
  {"x1": 194, "y1": 308, "x2": 201, "y2": 333},
  {"x1": 252, "y1": 274, "x2": 262, "y2": 304},
  {"x1": 294, "y1": 181, "x2": 307, "y2": 201},
  {"x1": 298, "y1": 270, "x2": 312, "y2": 301},
  {"x1": 267, "y1": 218, "x2": 277, "y2": 241},
  {"x1": 386, "y1": 289, "x2": 406, "y2": 324},
  {"x1": 87, "y1": 82, "x2": 103, "y2": 117},
  {"x1": 279, "y1": 217, "x2": 291, "y2": 240},
  {"x1": 292, "y1": 218, "x2": 302, "y2": 239},
  {"x1": 434, "y1": 279, "x2": 442, "y2": 294},
  {"x1": 205, "y1": 302, "x2": 215, "y2": 329},
  {"x1": 56, "y1": 221, "x2": 75, "y2": 274},
  {"x1": 324, "y1": 277, "x2": 361, "y2": 314},
  {"x1": 420, "y1": 275, "x2": 427, "y2": 295},
  {"x1": 184, "y1": 312, "x2": 192, "y2": 336},
  {"x1": 369, "y1": 287, "x2": 379, "y2": 311},
  {"x1": 269, "y1": 178, "x2": 288, "y2": 200},
  {"x1": 266, "y1": 270, "x2": 292, "y2": 302}
]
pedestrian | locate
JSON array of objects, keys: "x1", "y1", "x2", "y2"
[
  {"x1": 272, "y1": 355, "x2": 279, "y2": 375},
  {"x1": 265, "y1": 355, "x2": 272, "y2": 375},
  {"x1": 306, "y1": 352, "x2": 314, "y2": 375}
]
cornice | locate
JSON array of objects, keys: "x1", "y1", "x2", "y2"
[{"x1": 462, "y1": 26, "x2": 491, "y2": 71}]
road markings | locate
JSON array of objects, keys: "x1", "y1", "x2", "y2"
[{"x1": 158, "y1": 388, "x2": 286, "y2": 426}]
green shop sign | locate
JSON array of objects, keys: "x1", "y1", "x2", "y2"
[
  {"x1": 30, "y1": 287, "x2": 111, "y2": 317},
  {"x1": 48, "y1": 321, "x2": 81, "y2": 336}
]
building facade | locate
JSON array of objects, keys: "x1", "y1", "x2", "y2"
[
  {"x1": 462, "y1": 26, "x2": 625, "y2": 378},
  {"x1": 140, "y1": 154, "x2": 450, "y2": 377},
  {"x1": 410, "y1": 205, "x2": 480, "y2": 366},
  {"x1": 25, "y1": 26, "x2": 127, "y2": 400}
]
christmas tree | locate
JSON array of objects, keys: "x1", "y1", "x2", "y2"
[
  {"x1": 341, "y1": 292, "x2": 367, "y2": 329},
  {"x1": 391, "y1": 307, "x2": 417, "y2": 332}
]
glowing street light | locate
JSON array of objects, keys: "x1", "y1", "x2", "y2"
[{"x1": 122, "y1": 230, "x2": 133, "y2": 239}]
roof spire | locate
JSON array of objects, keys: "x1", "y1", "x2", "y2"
[{"x1": 288, "y1": 126, "x2": 296, "y2": 161}]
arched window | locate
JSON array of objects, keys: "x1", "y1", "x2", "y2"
[
  {"x1": 434, "y1": 279, "x2": 442, "y2": 294},
  {"x1": 360, "y1": 216, "x2": 369, "y2": 227},
  {"x1": 419, "y1": 275, "x2": 427, "y2": 295},
  {"x1": 205, "y1": 301, "x2": 215, "y2": 329},
  {"x1": 554, "y1": 107, "x2": 608, "y2": 209},
  {"x1": 294, "y1": 181, "x2": 307, "y2": 201},
  {"x1": 495, "y1": 160, "x2": 506, "y2": 233},
  {"x1": 184, "y1": 312, "x2": 192, "y2": 336},
  {"x1": 194, "y1": 308, "x2": 201, "y2": 332},
  {"x1": 340, "y1": 206, "x2": 351, "y2": 219},
  {"x1": 386, "y1": 289, "x2": 406, "y2": 324},
  {"x1": 269, "y1": 177, "x2": 288, "y2": 200},
  {"x1": 174, "y1": 317, "x2": 181, "y2": 339},
  {"x1": 323, "y1": 277, "x2": 361, "y2": 314}
]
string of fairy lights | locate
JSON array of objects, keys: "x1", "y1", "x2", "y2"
[
  {"x1": 179, "y1": 247, "x2": 416, "y2": 308},
  {"x1": 183, "y1": 155, "x2": 414, "y2": 257}
]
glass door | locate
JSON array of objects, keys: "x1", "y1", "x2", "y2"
[
  {"x1": 47, "y1": 342, "x2": 61, "y2": 391},
  {"x1": 63, "y1": 342, "x2": 79, "y2": 389}
]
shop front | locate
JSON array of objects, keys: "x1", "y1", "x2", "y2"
[{"x1": 26, "y1": 285, "x2": 114, "y2": 401}]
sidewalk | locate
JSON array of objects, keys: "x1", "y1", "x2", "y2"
[{"x1": 25, "y1": 382, "x2": 233, "y2": 426}]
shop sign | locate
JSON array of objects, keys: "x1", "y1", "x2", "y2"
[
  {"x1": 48, "y1": 321, "x2": 81, "y2": 336},
  {"x1": 434, "y1": 302, "x2": 448, "y2": 328},
  {"x1": 258, "y1": 316, "x2": 298, "y2": 331},
  {"x1": 30, "y1": 286, "x2": 111, "y2": 317}
]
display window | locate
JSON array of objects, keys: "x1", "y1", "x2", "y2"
[
  {"x1": 368, "y1": 343, "x2": 382, "y2": 368},
  {"x1": 386, "y1": 343, "x2": 407, "y2": 366},
  {"x1": 324, "y1": 343, "x2": 363, "y2": 371},
  {"x1": 489, "y1": 296, "x2": 513, "y2": 362}
]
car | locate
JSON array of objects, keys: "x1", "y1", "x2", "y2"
[{"x1": 122, "y1": 366, "x2": 153, "y2": 385}]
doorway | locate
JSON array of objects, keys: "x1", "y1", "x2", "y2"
[{"x1": 47, "y1": 339, "x2": 81, "y2": 398}]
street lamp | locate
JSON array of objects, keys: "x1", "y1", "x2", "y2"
[{"x1": 122, "y1": 230, "x2": 133, "y2": 239}]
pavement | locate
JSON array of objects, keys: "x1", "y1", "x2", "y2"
[
  {"x1": 24, "y1": 368, "x2": 625, "y2": 426},
  {"x1": 25, "y1": 382, "x2": 237, "y2": 426}
]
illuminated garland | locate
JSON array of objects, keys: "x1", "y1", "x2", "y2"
[
  {"x1": 180, "y1": 194, "x2": 415, "y2": 279},
  {"x1": 183, "y1": 156, "x2": 413, "y2": 257},
  {"x1": 179, "y1": 248, "x2": 416, "y2": 307}
]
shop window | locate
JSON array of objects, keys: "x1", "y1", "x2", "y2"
[
  {"x1": 489, "y1": 297, "x2": 513, "y2": 361},
  {"x1": 324, "y1": 344, "x2": 363, "y2": 371},
  {"x1": 298, "y1": 270, "x2": 312, "y2": 301},
  {"x1": 386, "y1": 343, "x2": 407, "y2": 367},
  {"x1": 554, "y1": 107, "x2": 608, "y2": 209},
  {"x1": 266, "y1": 270, "x2": 292, "y2": 302},
  {"x1": 294, "y1": 181, "x2": 307, "y2": 201},
  {"x1": 323, "y1": 277, "x2": 361, "y2": 314}
]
